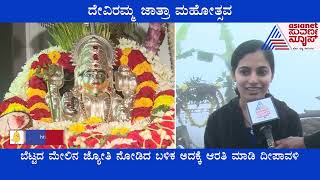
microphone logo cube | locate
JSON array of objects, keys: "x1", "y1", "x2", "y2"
[
  {"x1": 247, "y1": 97, "x2": 279, "y2": 125},
  {"x1": 256, "y1": 102, "x2": 270, "y2": 118}
]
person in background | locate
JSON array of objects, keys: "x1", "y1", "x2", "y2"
[{"x1": 204, "y1": 40, "x2": 302, "y2": 148}]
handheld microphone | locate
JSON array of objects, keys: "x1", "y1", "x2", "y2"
[
  {"x1": 246, "y1": 97, "x2": 279, "y2": 148},
  {"x1": 259, "y1": 125, "x2": 275, "y2": 148}
]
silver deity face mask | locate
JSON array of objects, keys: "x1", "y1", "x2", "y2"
[
  {"x1": 82, "y1": 69, "x2": 107, "y2": 85},
  {"x1": 81, "y1": 69, "x2": 109, "y2": 97},
  {"x1": 72, "y1": 34, "x2": 115, "y2": 97}
]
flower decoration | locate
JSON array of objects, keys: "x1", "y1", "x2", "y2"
[
  {"x1": 83, "y1": 117, "x2": 103, "y2": 125},
  {"x1": 110, "y1": 127, "x2": 130, "y2": 136},
  {"x1": 152, "y1": 89, "x2": 175, "y2": 115},
  {"x1": 25, "y1": 50, "x2": 73, "y2": 122},
  {"x1": 0, "y1": 38, "x2": 175, "y2": 149},
  {"x1": 116, "y1": 39, "x2": 161, "y2": 122},
  {"x1": 60, "y1": 105, "x2": 175, "y2": 149},
  {"x1": 0, "y1": 97, "x2": 29, "y2": 117},
  {"x1": 68, "y1": 123, "x2": 86, "y2": 134}
]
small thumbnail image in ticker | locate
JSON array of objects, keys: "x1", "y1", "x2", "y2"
[{"x1": 9, "y1": 130, "x2": 64, "y2": 145}]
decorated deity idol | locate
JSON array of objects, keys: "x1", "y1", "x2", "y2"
[{"x1": 61, "y1": 26, "x2": 137, "y2": 122}]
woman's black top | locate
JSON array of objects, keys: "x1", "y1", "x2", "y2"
[{"x1": 204, "y1": 96, "x2": 303, "y2": 148}]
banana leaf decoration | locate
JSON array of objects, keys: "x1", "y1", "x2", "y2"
[{"x1": 42, "y1": 23, "x2": 143, "y2": 51}]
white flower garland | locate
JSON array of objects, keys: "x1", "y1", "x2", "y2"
[
  {"x1": 94, "y1": 120, "x2": 149, "y2": 136},
  {"x1": 102, "y1": 138, "x2": 137, "y2": 148},
  {"x1": 150, "y1": 57, "x2": 174, "y2": 92},
  {"x1": 30, "y1": 119, "x2": 149, "y2": 136},
  {"x1": 117, "y1": 38, "x2": 155, "y2": 62},
  {"x1": 30, "y1": 120, "x2": 73, "y2": 130}
]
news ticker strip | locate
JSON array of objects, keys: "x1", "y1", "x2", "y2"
[
  {"x1": 19, "y1": 150, "x2": 301, "y2": 165},
  {"x1": 9, "y1": 130, "x2": 64, "y2": 145},
  {"x1": 0, "y1": 150, "x2": 316, "y2": 179}
]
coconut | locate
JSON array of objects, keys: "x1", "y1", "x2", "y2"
[{"x1": 0, "y1": 111, "x2": 33, "y2": 138}]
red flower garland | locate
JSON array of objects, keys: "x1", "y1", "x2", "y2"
[
  {"x1": 29, "y1": 76, "x2": 47, "y2": 91},
  {"x1": 115, "y1": 47, "x2": 158, "y2": 122},
  {"x1": 26, "y1": 51, "x2": 74, "y2": 122}
]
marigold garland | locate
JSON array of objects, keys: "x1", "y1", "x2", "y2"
[
  {"x1": 133, "y1": 117, "x2": 146, "y2": 121},
  {"x1": 115, "y1": 46, "x2": 159, "y2": 122},
  {"x1": 28, "y1": 69, "x2": 37, "y2": 79},
  {"x1": 26, "y1": 88, "x2": 47, "y2": 99},
  {"x1": 0, "y1": 97, "x2": 29, "y2": 118},
  {"x1": 25, "y1": 50, "x2": 74, "y2": 122},
  {"x1": 127, "y1": 50, "x2": 145, "y2": 68},
  {"x1": 29, "y1": 102, "x2": 50, "y2": 112},
  {"x1": 39, "y1": 118, "x2": 52, "y2": 123},
  {"x1": 83, "y1": 117, "x2": 104, "y2": 125},
  {"x1": 152, "y1": 90, "x2": 175, "y2": 114},
  {"x1": 153, "y1": 95, "x2": 174, "y2": 109},
  {"x1": 0, "y1": 103, "x2": 29, "y2": 116},
  {"x1": 29, "y1": 76, "x2": 47, "y2": 91},
  {"x1": 48, "y1": 51, "x2": 61, "y2": 64},
  {"x1": 136, "y1": 72, "x2": 157, "y2": 84},
  {"x1": 133, "y1": 97, "x2": 154, "y2": 108},
  {"x1": 27, "y1": 96, "x2": 46, "y2": 107},
  {"x1": 132, "y1": 61, "x2": 153, "y2": 76},
  {"x1": 120, "y1": 48, "x2": 132, "y2": 65},
  {"x1": 135, "y1": 81, "x2": 158, "y2": 93},
  {"x1": 110, "y1": 127, "x2": 130, "y2": 136},
  {"x1": 131, "y1": 107, "x2": 152, "y2": 117},
  {"x1": 29, "y1": 109, "x2": 51, "y2": 120},
  {"x1": 135, "y1": 86, "x2": 155, "y2": 99},
  {"x1": 68, "y1": 123, "x2": 86, "y2": 134}
]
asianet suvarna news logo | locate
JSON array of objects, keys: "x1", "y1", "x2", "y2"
[
  {"x1": 9, "y1": 130, "x2": 64, "y2": 145},
  {"x1": 263, "y1": 23, "x2": 319, "y2": 50}
]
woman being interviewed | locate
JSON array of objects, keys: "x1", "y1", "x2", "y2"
[{"x1": 204, "y1": 40, "x2": 302, "y2": 148}]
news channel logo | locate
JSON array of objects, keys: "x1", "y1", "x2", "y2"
[{"x1": 263, "y1": 23, "x2": 319, "y2": 50}]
